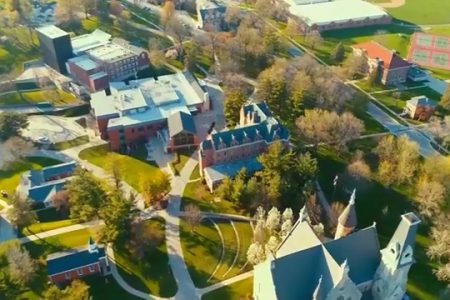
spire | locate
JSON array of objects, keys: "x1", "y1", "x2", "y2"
[
  {"x1": 299, "y1": 205, "x2": 308, "y2": 223},
  {"x1": 88, "y1": 236, "x2": 98, "y2": 254},
  {"x1": 334, "y1": 190, "x2": 358, "y2": 239},
  {"x1": 312, "y1": 275, "x2": 324, "y2": 300}
]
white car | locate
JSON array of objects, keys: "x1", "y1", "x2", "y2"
[{"x1": 36, "y1": 136, "x2": 50, "y2": 144}]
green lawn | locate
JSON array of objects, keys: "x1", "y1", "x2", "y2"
[
  {"x1": 385, "y1": 0, "x2": 450, "y2": 25},
  {"x1": 190, "y1": 164, "x2": 201, "y2": 180},
  {"x1": 0, "y1": 90, "x2": 78, "y2": 106},
  {"x1": 316, "y1": 144, "x2": 447, "y2": 300},
  {"x1": 202, "y1": 277, "x2": 253, "y2": 300},
  {"x1": 0, "y1": 156, "x2": 63, "y2": 203},
  {"x1": 180, "y1": 218, "x2": 252, "y2": 288},
  {"x1": 51, "y1": 135, "x2": 90, "y2": 151},
  {"x1": 113, "y1": 218, "x2": 177, "y2": 297},
  {"x1": 182, "y1": 180, "x2": 245, "y2": 215},
  {"x1": 79, "y1": 144, "x2": 163, "y2": 192},
  {"x1": 170, "y1": 148, "x2": 195, "y2": 175},
  {"x1": 21, "y1": 207, "x2": 77, "y2": 237}
]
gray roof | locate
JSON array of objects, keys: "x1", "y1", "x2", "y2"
[
  {"x1": 167, "y1": 111, "x2": 196, "y2": 137},
  {"x1": 407, "y1": 96, "x2": 437, "y2": 107},
  {"x1": 384, "y1": 213, "x2": 421, "y2": 269}
]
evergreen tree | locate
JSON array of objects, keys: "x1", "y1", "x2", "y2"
[
  {"x1": 330, "y1": 42, "x2": 345, "y2": 63},
  {"x1": 0, "y1": 112, "x2": 28, "y2": 141},
  {"x1": 66, "y1": 169, "x2": 107, "y2": 221},
  {"x1": 224, "y1": 89, "x2": 247, "y2": 127}
]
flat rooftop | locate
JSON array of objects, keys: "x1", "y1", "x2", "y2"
[
  {"x1": 36, "y1": 25, "x2": 68, "y2": 39},
  {"x1": 68, "y1": 55, "x2": 99, "y2": 71},
  {"x1": 71, "y1": 29, "x2": 111, "y2": 55},
  {"x1": 87, "y1": 43, "x2": 135, "y2": 63},
  {"x1": 287, "y1": 0, "x2": 389, "y2": 26}
]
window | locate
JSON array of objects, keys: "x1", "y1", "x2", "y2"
[
  {"x1": 89, "y1": 265, "x2": 96, "y2": 273},
  {"x1": 131, "y1": 128, "x2": 135, "y2": 133},
  {"x1": 138, "y1": 127, "x2": 144, "y2": 132},
  {"x1": 65, "y1": 272, "x2": 71, "y2": 279},
  {"x1": 77, "y1": 268, "x2": 83, "y2": 276}
]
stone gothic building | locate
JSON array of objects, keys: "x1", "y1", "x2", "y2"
[{"x1": 253, "y1": 191, "x2": 420, "y2": 300}]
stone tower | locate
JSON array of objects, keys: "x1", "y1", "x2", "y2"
[
  {"x1": 334, "y1": 189, "x2": 357, "y2": 239},
  {"x1": 372, "y1": 213, "x2": 421, "y2": 300}
]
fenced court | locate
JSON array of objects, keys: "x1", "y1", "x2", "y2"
[{"x1": 408, "y1": 32, "x2": 450, "y2": 70}]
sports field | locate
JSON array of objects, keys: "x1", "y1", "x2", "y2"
[
  {"x1": 408, "y1": 32, "x2": 450, "y2": 70},
  {"x1": 384, "y1": 0, "x2": 450, "y2": 24}
]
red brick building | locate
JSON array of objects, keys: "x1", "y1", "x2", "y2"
[
  {"x1": 91, "y1": 72, "x2": 210, "y2": 151},
  {"x1": 405, "y1": 96, "x2": 437, "y2": 121},
  {"x1": 165, "y1": 111, "x2": 199, "y2": 152},
  {"x1": 352, "y1": 41, "x2": 412, "y2": 86},
  {"x1": 46, "y1": 238, "x2": 110, "y2": 284}
]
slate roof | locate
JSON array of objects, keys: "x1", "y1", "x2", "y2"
[
  {"x1": 28, "y1": 180, "x2": 66, "y2": 203},
  {"x1": 407, "y1": 96, "x2": 437, "y2": 107},
  {"x1": 168, "y1": 111, "x2": 196, "y2": 137},
  {"x1": 353, "y1": 41, "x2": 411, "y2": 69},
  {"x1": 47, "y1": 245, "x2": 106, "y2": 276},
  {"x1": 204, "y1": 102, "x2": 288, "y2": 150},
  {"x1": 203, "y1": 157, "x2": 262, "y2": 183},
  {"x1": 41, "y1": 161, "x2": 77, "y2": 181}
]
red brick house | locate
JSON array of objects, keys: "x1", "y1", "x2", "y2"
[
  {"x1": 405, "y1": 96, "x2": 437, "y2": 121},
  {"x1": 47, "y1": 238, "x2": 110, "y2": 284},
  {"x1": 352, "y1": 41, "x2": 412, "y2": 86},
  {"x1": 199, "y1": 102, "x2": 289, "y2": 191},
  {"x1": 91, "y1": 72, "x2": 210, "y2": 151}
]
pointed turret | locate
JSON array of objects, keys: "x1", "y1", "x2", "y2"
[
  {"x1": 299, "y1": 205, "x2": 309, "y2": 223},
  {"x1": 88, "y1": 236, "x2": 98, "y2": 253},
  {"x1": 334, "y1": 189, "x2": 357, "y2": 239}
]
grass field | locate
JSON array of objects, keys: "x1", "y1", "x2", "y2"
[
  {"x1": 79, "y1": 144, "x2": 163, "y2": 192},
  {"x1": 170, "y1": 148, "x2": 194, "y2": 175},
  {"x1": 20, "y1": 207, "x2": 77, "y2": 237},
  {"x1": 0, "y1": 156, "x2": 62, "y2": 203},
  {"x1": 202, "y1": 277, "x2": 253, "y2": 300},
  {"x1": 316, "y1": 144, "x2": 447, "y2": 300},
  {"x1": 386, "y1": 0, "x2": 450, "y2": 25},
  {"x1": 113, "y1": 218, "x2": 177, "y2": 297},
  {"x1": 180, "y1": 219, "x2": 253, "y2": 288},
  {"x1": 51, "y1": 135, "x2": 90, "y2": 151},
  {"x1": 0, "y1": 90, "x2": 78, "y2": 106}
]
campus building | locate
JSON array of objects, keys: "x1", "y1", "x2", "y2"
[
  {"x1": 47, "y1": 238, "x2": 110, "y2": 284},
  {"x1": 408, "y1": 32, "x2": 450, "y2": 71},
  {"x1": 90, "y1": 71, "x2": 209, "y2": 151},
  {"x1": 405, "y1": 96, "x2": 437, "y2": 121},
  {"x1": 253, "y1": 192, "x2": 421, "y2": 300},
  {"x1": 66, "y1": 30, "x2": 149, "y2": 91},
  {"x1": 196, "y1": 0, "x2": 226, "y2": 31},
  {"x1": 286, "y1": 0, "x2": 391, "y2": 32},
  {"x1": 20, "y1": 161, "x2": 77, "y2": 207},
  {"x1": 352, "y1": 41, "x2": 412, "y2": 86},
  {"x1": 199, "y1": 102, "x2": 289, "y2": 191},
  {"x1": 36, "y1": 25, "x2": 73, "y2": 74}
]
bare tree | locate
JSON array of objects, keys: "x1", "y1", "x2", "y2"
[
  {"x1": 55, "y1": 0, "x2": 81, "y2": 25},
  {"x1": 3, "y1": 136, "x2": 35, "y2": 162},
  {"x1": 5, "y1": 242, "x2": 36, "y2": 286},
  {"x1": 51, "y1": 190, "x2": 70, "y2": 217},
  {"x1": 305, "y1": 31, "x2": 322, "y2": 50},
  {"x1": 149, "y1": 38, "x2": 166, "y2": 68},
  {"x1": 128, "y1": 218, "x2": 164, "y2": 259},
  {"x1": 184, "y1": 204, "x2": 202, "y2": 232},
  {"x1": 7, "y1": 193, "x2": 36, "y2": 228},
  {"x1": 347, "y1": 151, "x2": 371, "y2": 181},
  {"x1": 161, "y1": 0, "x2": 175, "y2": 28},
  {"x1": 415, "y1": 178, "x2": 446, "y2": 219},
  {"x1": 166, "y1": 16, "x2": 189, "y2": 58}
]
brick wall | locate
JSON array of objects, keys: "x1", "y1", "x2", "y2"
[{"x1": 48, "y1": 263, "x2": 101, "y2": 283}]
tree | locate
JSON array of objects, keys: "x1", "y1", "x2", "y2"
[
  {"x1": 66, "y1": 169, "x2": 107, "y2": 221},
  {"x1": 99, "y1": 189, "x2": 133, "y2": 244},
  {"x1": 279, "y1": 218, "x2": 292, "y2": 239},
  {"x1": 7, "y1": 194, "x2": 36, "y2": 229},
  {"x1": 253, "y1": 219, "x2": 266, "y2": 244},
  {"x1": 109, "y1": 0, "x2": 123, "y2": 16},
  {"x1": 5, "y1": 242, "x2": 35, "y2": 286},
  {"x1": 184, "y1": 42, "x2": 200, "y2": 72},
  {"x1": 224, "y1": 6, "x2": 241, "y2": 29},
  {"x1": 2, "y1": 136, "x2": 34, "y2": 163},
  {"x1": 115, "y1": 10, "x2": 132, "y2": 32},
  {"x1": 284, "y1": 18, "x2": 302, "y2": 38},
  {"x1": 296, "y1": 109, "x2": 363, "y2": 151},
  {"x1": 377, "y1": 159, "x2": 397, "y2": 187},
  {"x1": 149, "y1": 38, "x2": 166, "y2": 68},
  {"x1": 166, "y1": 16, "x2": 189, "y2": 58},
  {"x1": 224, "y1": 89, "x2": 246, "y2": 126},
  {"x1": 296, "y1": 152, "x2": 318, "y2": 181},
  {"x1": 342, "y1": 53, "x2": 368, "y2": 79},
  {"x1": 0, "y1": 112, "x2": 28, "y2": 141},
  {"x1": 415, "y1": 178, "x2": 445, "y2": 219},
  {"x1": 440, "y1": 84, "x2": 450, "y2": 111},
  {"x1": 55, "y1": 0, "x2": 81, "y2": 25},
  {"x1": 139, "y1": 172, "x2": 171, "y2": 207},
  {"x1": 265, "y1": 235, "x2": 279, "y2": 254},
  {"x1": 51, "y1": 190, "x2": 70, "y2": 217},
  {"x1": 161, "y1": 0, "x2": 175, "y2": 28},
  {"x1": 215, "y1": 176, "x2": 233, "y2": 201},
  {"x1": 427, "y1": 217, "x2": 450, "y2": 282},
  {"x1": 80, "y1": 0, "x2": 95, "y2": 19},
  {"x1": 184, "y1": 204, "x2": 202, "y2": 232},
  {"x1": 105, "y1": 154, "x2": 124, "y2": 191},
  {"x1": 265, "y1": 207, "x2": 281, "y2": 233},
  {"x1": 282, "y1": 208, "x2": 293, "y2": 223},
  {"x1": 247, "y1": 242, "x2": 265, "y2": 265},
  {"x1": 43, "y1": 279, "x2": 90, "y2": 300},
  {"x1": 330, "y1": 42, "x2": 345, "y2": 63},
  {"x1": 129, "y1": 219, "x2": 164, "y2": 259},
  {"x1": 305, "y1": 31, "x2": 322, "y2": 50},
  {"x1": 347, "y1": 150, "x2": 371, "y2": 181}
]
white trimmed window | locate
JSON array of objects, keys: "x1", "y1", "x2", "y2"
[
  {"x1": 65, "y1": 272, "x2": 71, "y2": 279},
  {"x1": 77, "y1": 268, "x2": 83, "y2": 276},
  {"x1": 89, "y1": 265, "x2": 96, "y2": 273}
]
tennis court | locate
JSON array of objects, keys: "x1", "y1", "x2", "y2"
[{"x1": 408, "y1": 32, "x2": 450, "y2": 70}]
